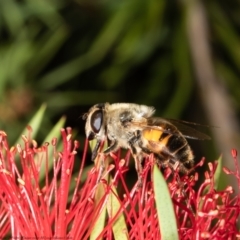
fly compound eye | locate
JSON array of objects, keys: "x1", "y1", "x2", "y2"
[{"x1": 90, "y1": 110, "x2": 103, "y2": 133}]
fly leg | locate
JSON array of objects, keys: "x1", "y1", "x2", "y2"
[
  {"x1": 103, "y1": 139, "x2": 119, "y2": 155},
  {"x1": 133, "y1": 154, "x2": 144, "y2": 188},
  {"x1": 94, "y1": 139, "x2": 119, "y2": 184},
  {"x1": 166, "y1": 156, "x2": 195, "y2": 215},
  {"x1": 128, "y1": 130, "x2": 144, "y2": 187}
]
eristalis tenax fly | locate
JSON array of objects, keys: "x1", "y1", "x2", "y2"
[{"x1": 83, "y1": 103, "x2": 210, "y2": 185}]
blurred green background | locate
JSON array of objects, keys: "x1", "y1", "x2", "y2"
[{"x1": 0, "y1": 0, "x2": 240, "y2": 188}]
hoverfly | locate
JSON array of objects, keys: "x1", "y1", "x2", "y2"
[{"x1": 83, "y1": 103, "x2": 210, "y2": 184}]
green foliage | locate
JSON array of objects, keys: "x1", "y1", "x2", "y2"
[
  {"x1": 0, "y1": 0, "x2": 239, "y2": 159},
  {"x1": 0, "y1": 1, "x2": 239, "y2": 233},
  {"x1": 153, "y1": 164, "x2": 179, "y2": 240}
]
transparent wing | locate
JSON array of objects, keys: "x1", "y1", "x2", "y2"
[
  {"x1": 165, "y1": 118, "x2": 211, "y2": 140},
  {"x1": 131, "y1": 117, "x2": 211, "y2": 140}
]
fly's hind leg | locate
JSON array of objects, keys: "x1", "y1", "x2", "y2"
[
  {"x1": 128, "y1": 130, "x2": 144, "y2": 187},
  {"x1": 154, "y1": 148, "x2": 194, "y2": 175},
  {"x1": 176, "y1": 163, "x2": 192, "y2": 175},
  {"x1": 166, "y1": 156, "x2": 195, "y2": 214},
  {"x1": 165, "y1": 155, "x2": 195, "y2": 177},
  {"x1": 133, "y1": 154, "x2": 144, "y2": 188}
]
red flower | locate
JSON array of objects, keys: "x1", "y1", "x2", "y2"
[{"x1": 0, "y1": 128, "x2": 239, "y2": 239}]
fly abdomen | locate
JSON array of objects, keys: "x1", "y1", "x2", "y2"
[
  {"x1": 142, "y1": 128, "x2": 194, "y2": 172},
  {"x1": 167, "y1": 135, "x2": 194, "y2": 167}
]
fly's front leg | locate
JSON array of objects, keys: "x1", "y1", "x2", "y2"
[
  {"x1": 96, "y1": 152, "x2": 106, "y2": 184},
  {"x1": 94, "y1": 139, "x2": 119, "y2": 183},
  {"x1": 91, "y1": 140, "x2": 101, "y2": 161},
  {"x1": 90, "y1": 139, "x2": 105, "y2": 183},
  {"x1": 103, "y1": 139, "x2": 118, "y2": 155},
  {"x1": 91, "y1": 139, "x2": 119, "y2": 183}
]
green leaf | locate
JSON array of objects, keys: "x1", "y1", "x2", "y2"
[
  {"x1": 89, "y1": 138, "x2": 108, "y2": 160},
  {"x1": 89, "y1": 139, "x2": 115, "y2": 240},
  {"x1": 39, "y1": 116, "x2": 66, "y2": 181},
  {"x1": 15, "y1": 104, "x2": 47, "y2": 145},
  {"x1": 153, "y1": 164, "x2": 179, "y2": 240},
  {"x1": 89, "y1": 138, "x2": 98, "y2": 154},
  {"x1": 214, "y1": 155, "x2": 222, "y2": 190},
  {"x1": 90, "y1": 183, "x2": 108, "y2": 240},
  {"x1": 107, "y1": 177, "x2": 128, "y2": 240}
]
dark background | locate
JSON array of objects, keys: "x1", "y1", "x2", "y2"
[{"x1": 0, "y1": 0, "x2": 240, "y2": 189}]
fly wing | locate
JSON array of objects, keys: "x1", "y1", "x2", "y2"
[
  {"x1": 131, "y1": 117, "x2": 210, "y2": 140},
  {"x1": 165, "y1": 118, "x2": 211, "y2": 140},
  {"x1": 130, "y1": 117, "x2": 179, "y2": 135}
]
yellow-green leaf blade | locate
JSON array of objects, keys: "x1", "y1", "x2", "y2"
[
  {"x1": 15, "y1": 104, "x2": 47, "y2": 145},
  {"x1": 107, "y1": 177, "x2": 128, "y2": 240},
  {"x1": 90, "y1": 182, "x2": 107, "y2": 240},
  {"x1": 39, "y1": 116, "x2": 66, "y2": 181},
  {"x1": 153, "y1": 164, "x2": 179, "y2": 240}
]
